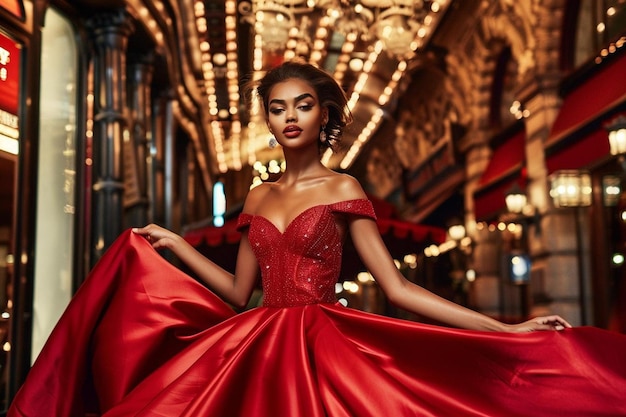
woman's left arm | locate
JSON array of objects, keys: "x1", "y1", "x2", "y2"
[{"x1": 348, "y1": 217, "x2": 571, "y2": 333}]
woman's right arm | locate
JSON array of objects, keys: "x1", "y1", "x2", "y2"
[
  {"x1": 132, "y1": 224, "x2": 259, "y2": 309},
  {"x1": 133, "y1": 190, "x2": 264, "y2": 309}
]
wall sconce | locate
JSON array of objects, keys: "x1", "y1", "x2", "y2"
[
  {"x1": 446, "y1": 221, "x2": 472, "y2": 306},
  {"x1": 504, "y1": 183, "x2": 527, "y2": 214},
  {"x1": 604, "y1": 115, "x2": 626, "y2": 206},
  {"x1": 602, "y1": 174, "x2": 621, "y2": 206},
  {"x1": 447, "y1": 223, "x2": 466, "y2": 241},
  {"x1": 549, "y1": 170, "x2": 592, "y2": 208},
  {"x1": 447, "y1": 221, "x2": 473, "y2": 257},
  {"x1": 504, "y1": 182, "x2": 540, "y2": 235},
  {"x1": 606, "y1": 114, "x2": 626, "y2": 162}
]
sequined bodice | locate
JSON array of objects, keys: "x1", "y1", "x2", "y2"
[{"x1": 237, "y1": 199, "x2": 376, "y2": 307}]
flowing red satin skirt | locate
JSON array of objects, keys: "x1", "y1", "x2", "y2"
[{"x1": 8, "y1": 230, "x2": 626, "y2": 416}]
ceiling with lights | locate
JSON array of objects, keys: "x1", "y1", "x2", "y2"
[{"x1": 190, "y1": 0, "x2": 450, "y2": 175}]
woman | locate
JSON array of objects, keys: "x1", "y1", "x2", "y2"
[{"x1": 9, "y1": 61, "x2": 626, "y2": 416}]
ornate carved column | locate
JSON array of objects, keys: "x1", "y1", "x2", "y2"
[
  {"x1": 86, "y1": 10, "x2": 134, "y2": 263},
  {"x1": 126, "y1": 52, "x2": 154, "y2": 226}
]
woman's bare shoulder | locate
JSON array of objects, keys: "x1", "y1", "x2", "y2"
[
  {"x1": 242, "y1": 183, "x2": 273, "y2": 214},
  {"x1": 325, "y1": 172, "x2": 367, "y2": 201}
]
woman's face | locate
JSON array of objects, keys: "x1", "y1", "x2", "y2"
[{"x1": 266, "y1": 78, "x2": 327, "y2": 150}]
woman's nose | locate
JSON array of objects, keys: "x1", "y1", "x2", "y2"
[{"x1": 286, "y1": 110, "x2": 296, "y2": 122}]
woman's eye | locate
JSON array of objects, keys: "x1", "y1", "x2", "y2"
[
  {"x1": 298, "y1": 104, "x2": 313, "y2": 111},
  {"x1": 269, "y1": 108, "x2": 284, "y2": 115}
]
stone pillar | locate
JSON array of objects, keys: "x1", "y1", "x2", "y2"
[
  {"x1": 460, "y1": 49, "x2": 503, "y2": 316},
  {"x1": 126, "y1": 52, "x2": 154, "y2": 226},
  {"x1": 86, "y1": 10, "x2": 134, "y2": 263},
  {"x1": 465, "y1": 141, "x2": 504, "y2": 316},
  {"x1": 470, "y1": 225, "x2": 504, "y2": 318},
  {"x1": 507, "y1": 0, "x2": 591, "y2": 324},
  {"x1": 518, "y1": 76, "x2": 590, "y2": 325}
]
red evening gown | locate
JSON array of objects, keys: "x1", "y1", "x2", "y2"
[{"x1": 8, "y1": 199, "x2": 626, "y2": 416}]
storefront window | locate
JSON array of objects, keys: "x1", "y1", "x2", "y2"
[{"x1": 32, "y1": 7, "x2": 77, "y2": 361}]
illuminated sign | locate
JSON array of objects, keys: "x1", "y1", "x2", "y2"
[
  {"x1": 508, "y1": 253, "x2": 531, "y2": 285},
  {"x1": 0, "y1": 30, "x2": 20, "y2": 154},
  {"x1": 0, "y1": 0, "x2": 24, "y2": 19},
  {"x1": 0, "y1": 31, "x2": 20, "y2": 115},
  {"x1": 213, "y1": 181, "x2": 226, "y2": 227}
]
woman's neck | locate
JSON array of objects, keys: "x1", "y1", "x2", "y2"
[{"x1": 279, "y1": 147, "x2": 327, "y2": 185}]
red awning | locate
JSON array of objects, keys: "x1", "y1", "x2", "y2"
[
  {"x1": 474, "y1": 173, "x2": 523, "y2": 221},
  {"x1": 549, "y1": 53, "x2": 626, "y2": 141},
  {"x1": 184, "y1": 219, "x2": 241, "y2": 247},
  {"x1": 473, "y1": 129, "x2": 526, "y2": 221},
  {"x1": 377, "y1": 218, "x2": 446, "y2": 248},
  {"x1": 184, "y1": 217, "x2": 446, "y2": 253},
  {"x1": 475, "y1": 53, "x2": 626, "y2": 219},
  {"x1": 477, "y1": 129, "x2": 525, "y2": 187},
  {"x1": 545, "y1": 53, "x2": 626, "y2": 172},
  {"x1": 183, "y1": 193, "x2": 409, "y2": 248},
  {"x1": 546, "y1": 128, "x2": 610, "y2": 173}
]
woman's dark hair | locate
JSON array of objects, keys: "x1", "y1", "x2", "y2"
[{"x1": 252, "y1": 60, "x2": 353, "y2": 150}]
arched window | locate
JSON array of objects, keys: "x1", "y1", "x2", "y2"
[{"x1": 489, "y1": 45, "x2": 519, "y2": 129}]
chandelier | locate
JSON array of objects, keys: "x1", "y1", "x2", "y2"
[
  {"x1": 244, "y1": 0, "x2": 437, "y2": 60},
  {"x1": 373, "y1": 3, "x2": 426, "y2": 58},
  {"x1": 252, "y1": 1, "x2": 296, "y2": 52}
]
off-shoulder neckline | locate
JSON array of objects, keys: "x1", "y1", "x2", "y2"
[{"x1": 240, "y1": 198, "x2": 372, "y2": 235}]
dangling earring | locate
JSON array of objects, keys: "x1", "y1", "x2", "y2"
[
  {"x1": 319, "y1": 125, "x2": 327, "y2": 143},
  {"x1": 269, "y1": 136, "x2": 278, "y2": 149}
]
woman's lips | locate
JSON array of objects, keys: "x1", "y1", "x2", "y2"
[{"x1": 283, "y1": 126, "x2": 302, "y2": 138}]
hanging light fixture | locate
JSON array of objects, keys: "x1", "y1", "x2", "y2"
[
  {"x1": 607, "y1": 114, "x2": 626, "y2": 155},
  {"x1": 236, "y1": 0, "x2": 447, "y2": 171},
  {"x1": 253, "y1": 0, "x2": 296, "y2": 52},
  {"x1": 603, "y1": 114, "x2": 626, "y2": 206},
  {"x1": 606, "y1": 114, "x2": 626, "y2": 163},
  {"x1": 373, "y1": 3, "x2": 422, "y2": 58},
  {"x1": 503, "y1": 181, "x2": 541, "y2": 236},
  {"x1": 504, "y1": 182, "x2": 527, "y2": 214},
  {"x1": 447, "y1": 223, "x2": 466, "y2": 241},
  {"x1": 332, "y1": 2, "x2": 374, "y2": 39},
  {"x1": 549, "y1": 170, "x2": 592, "y2": 208},
  {"x1": 340, "y1": 0, "x2": 433, "y2": 59},
  {"x1": 246, "y1": 0, "x2": 437, "y2": 60}
]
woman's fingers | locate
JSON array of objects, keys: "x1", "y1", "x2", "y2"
[
  {"x1": 533, "y1": 315, "x2": 572, "y2": 331},
  {"x1": 539, "y1": 315, "x2": 572, "y2": 328},
  {"x1": 510, "y1": 315, "x2": 573, "y2": 332},
  {"x1": 131, "y1": 225, "x2": 154, "y2": 236},
  {"x1": 131, "y1": 224, "x2": 171, "y2": 248}
]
